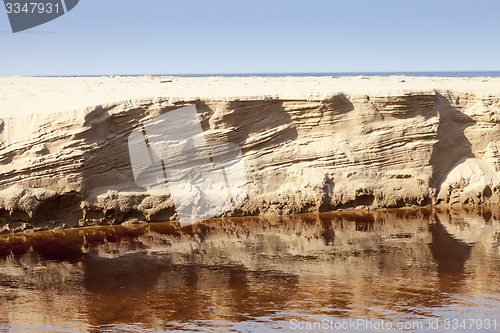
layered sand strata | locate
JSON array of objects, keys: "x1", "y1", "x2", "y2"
[{"x1": 1, "y1": 76, "x2": 500, "y2": 231}]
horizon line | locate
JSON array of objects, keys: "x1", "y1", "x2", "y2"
[{"x1": 3, "y1": 70, "x2": 500, "y2": 78}]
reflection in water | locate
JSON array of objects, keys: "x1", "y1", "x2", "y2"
[{"x1": 0, "y1": 208, "x2": 499, "y2": 332}]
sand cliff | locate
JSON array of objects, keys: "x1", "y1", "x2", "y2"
[{"x1": 1, "y1": 76, "x2": 500, "y2": 232}]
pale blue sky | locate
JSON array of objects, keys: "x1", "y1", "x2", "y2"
[{"x1": 1, "y1": 0, "x2": 499, "y2": 75}]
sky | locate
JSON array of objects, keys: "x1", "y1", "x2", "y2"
[{"x1": 0, "y1": 0, "x2": 499, "y2": 75}]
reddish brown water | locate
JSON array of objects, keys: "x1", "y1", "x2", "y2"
[{"x1": 0, "y1": 208, "x2": 499, "y2": 332}]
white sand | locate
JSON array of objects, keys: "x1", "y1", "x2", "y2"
[{"x1": 1, "y1": 75, "x2": 500, "y2": 117}]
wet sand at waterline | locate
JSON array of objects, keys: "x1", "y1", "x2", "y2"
[{"x1": 0, "y1": 208, "x2": 499, "y2": 332}]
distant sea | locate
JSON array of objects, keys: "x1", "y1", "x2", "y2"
[
  {"x1": 164, "y1": 71, "x2": 500, "y2": 78},
  {"x1": 98, "y1": 71, "x2": 500, "y2": 78},
  {"x1": 46, "y1": 71, "x2": 500, "y2": 78}
]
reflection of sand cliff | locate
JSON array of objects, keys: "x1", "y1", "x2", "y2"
[{"x1": 0, "y1": 208, "x2": 498, "y2": 331}]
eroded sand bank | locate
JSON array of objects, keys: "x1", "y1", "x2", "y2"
[{"x1": 1, "y1": 76, "x2": 500, "y2": 232}]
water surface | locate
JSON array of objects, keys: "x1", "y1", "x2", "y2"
[{"x1": 0, "y1": 208, "x2": 499, "y2": 332}]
